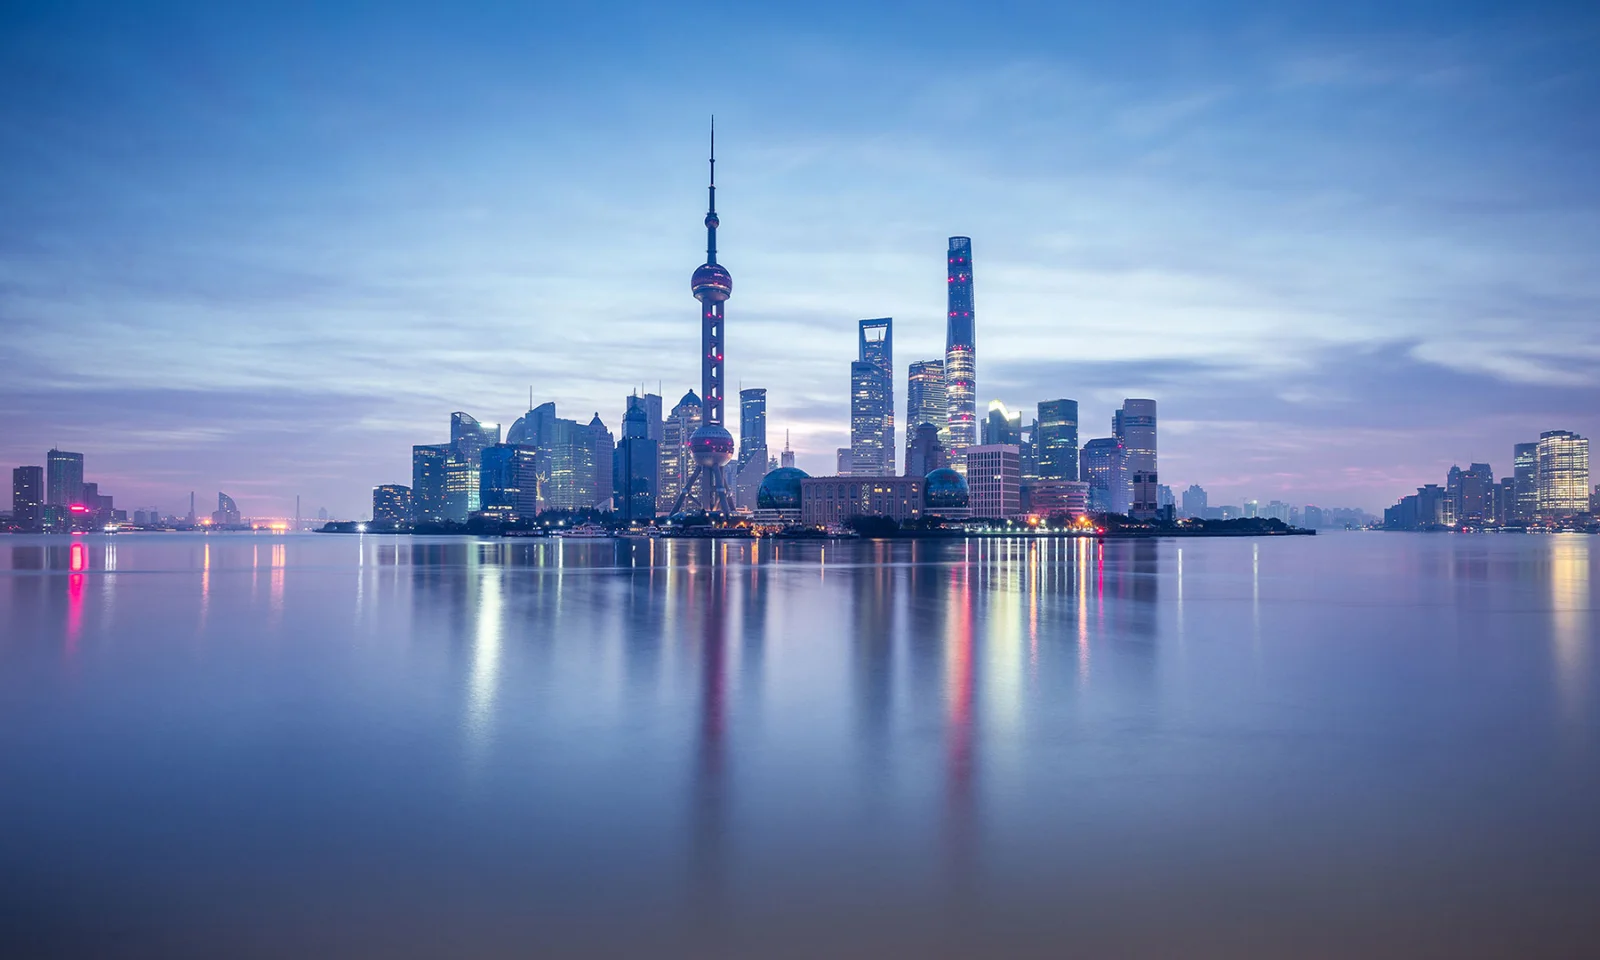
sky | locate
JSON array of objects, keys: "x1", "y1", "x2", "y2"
[{"x1": 2, "y1": 0, "x2": 1598, "y2": 518}]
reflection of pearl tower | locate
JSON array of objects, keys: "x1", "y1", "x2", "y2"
[{"x1": 675, "y1": 118, "x2": 737, "y2": 514}]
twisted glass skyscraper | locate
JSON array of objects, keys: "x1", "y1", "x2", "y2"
[{"x1": 944, "y1": 238, "x2": 976, "y2": 468}]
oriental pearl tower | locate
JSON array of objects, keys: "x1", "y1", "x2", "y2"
[{"x1": 673, "y1": 119, "x2": 737, "y2": 515}]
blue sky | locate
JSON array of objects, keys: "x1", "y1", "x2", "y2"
[{"x1": 2, "y1": 1, "x2": 1597, "y2": 517}]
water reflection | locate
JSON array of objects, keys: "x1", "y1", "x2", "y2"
[
  {"x1": 3, "y1": 533, "x2": 1599, "y2": 956},
  {"x1": 1550, "y1": 536, "x2": 1591, "y2": 728}
]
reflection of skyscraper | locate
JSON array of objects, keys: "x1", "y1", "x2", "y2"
[
  {"x1": 1036, "y1": 399, "x2": 1079, "y2": 482},
  {"x1": 46, "y1": 449, "x2": 84, "y2": 506},
  {"x1": 1114, "y1": 399, "x2": 1158, "y2": 519},
  {"x1": 1536, "y1": 430, "x2": 1590, "y2": 518},
  {"x1": 850, "y1": 318, "x2": 894, "y2": 477},
  {"x1": 944, "y1": 238, "x2": 976, "y2": 467},
  {"x1": 905, "y1": 359, "x2": 946, "y2": 464},
  {"x1": 12, "y1": 465, "x2": 44, "y2": 532}
]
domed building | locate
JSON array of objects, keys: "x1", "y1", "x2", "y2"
[
  {"x1": 756, "y1": 467, "x2": 809, "y2": 512},
  {"x1": 923, "y1": 467, "x2": 971, "y2": 519}
]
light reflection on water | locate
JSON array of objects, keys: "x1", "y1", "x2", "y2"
[{"x1": 0, "y1": 532, "x2": 1596, "y2": 958}]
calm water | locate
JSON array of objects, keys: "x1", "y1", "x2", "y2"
[{"x1": 1, "y1": 532, "x2": 1596, "y2": 958}]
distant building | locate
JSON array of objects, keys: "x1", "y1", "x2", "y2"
[
  {"x1": 450, "y1": 412, "x2": 500, "y2": 512},
  {"x1": 1460, "y1": 463, "x2": 1493, "y2": 522},
  {"x1": 613, "y1": 394, "x2": 659, "y2": 521},
  {"x1": 905, "y1": 422, "x2": 946, "y2": 479},
  {"x1": 12, "y1": 466, "x2": 43, "y2": 532},
  {"x1": 1181, "y1": 483, "x2": 1207, "y2": 519},
  {"x1": 836, "y1": 447, "x2": 854, "y2": 476},
  {"x1": 981, "y1": 400, "x2": 1021, "y2": 446},
  {"x1": 738, "y1": 388, "x2": 768, "y2": 471},
  {"x1": 1303, "y1": 505, "x2": 1325, "y2": 528},
  {"x1": 799, "y1": 475, "x2": 923, "y2": 526},
  {"x1": 1536, "y1": 430, "x2": 1590, "y2": 518},
  {"x1": 212, "y1": 492, "x2": 241, "y2": 526},
  {"x1": 849, "y1": 318, "x2": 894, "y2": 476},
  {"x1": 479, "y1": 445, "x2": 538, "y2": 520},
  {"x1": 658, "y1": 390, "x2": 701, "y2": 509},
  {"x1": 1036, "y1": 399, "x2": 1079, "y2": 482},
  {"x1": 964, "y1": 444, "x2": 1021, "y2": 519},
  {"x1": 412, "y1": 444, "x2": 451, "y2": 524},
  {"x1": 779, "y1": 432, "x2": 796, "y2": 469},
  {"x1": 1114, "y1": 400, "x2": 1158, "y2": 519},
  {"x1": 1029, "y1": 479, "x2": 1089, "y2": 519},
  {"x1": 46, "y1": 449, "x2": 83, "y2": 507},
  {"x1": 905, "y1": 359, "x2": 946, "y2": 459},
  {"x1": 1081, "y1": 438, "x2": 1129, "y2": 514},
  {"x1": 1157, "y1": 484, "x2": 1175, "y2": 511},
  {"x1": 1512, "y1": 442, "x2": 1538, "y2": 522},
  {"x1": 372, "y1": 484, "x2": 414, "y2": 526}
]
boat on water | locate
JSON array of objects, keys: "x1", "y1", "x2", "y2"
[{"x1": 557, "y1": 524, "x2": 613, "y2": 539}]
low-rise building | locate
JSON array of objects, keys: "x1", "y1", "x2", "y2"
[{"x1": 799, "y1": 475, "x2": 923, "y2": 526}]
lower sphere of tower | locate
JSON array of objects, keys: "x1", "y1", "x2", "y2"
[{"x1": 687, "y1": 424, "x2": 735, "y2": 467}]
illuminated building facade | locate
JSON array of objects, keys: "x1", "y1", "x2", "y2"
[
  {"x1": 849, "y1": 318, "x2": 894, "y2": 477},
  {"x1": 1029, "y1": 479, "x2": 1089, "y2": 518},
  {"x1": 659, "y1": 390, "x2": 701, "y2": 509},
  {"x1": 411, "y1": 444, "x2": 450, "y2": 524},
  {"x1": 1114, "y1": 399, "x2": 1158, "y2": 519},
  {"x1": 799, "y1": 475, "x2": 924, "y2": 526},
  {"x1": 1536, "y1": 430, "x2": 1590, "y2": 518},
  {"x1": 372, "y1": 484, "x2": 414, "y2": 526},
  {"x1": 12, "y1": 465, "x2": 43, "y2": 532},
  {"x1": 1512, "y1": 442, "x2": 1538, "y2": 522},
  {"x1": 1036, "y1": 399, "x2": 1079, "y2": 482},
  {"x1": 212, "y1": 492, "x2": 241, "y2": 526},
  {"x1": 964, "y1": 444, "x2": 1021, "y2": 519},
  {"x1": 1081, "y1": 438, "x2": 1129, "y2": 514},
  {"x1": 479, "y1": 444, "x2": 539, "y2": 520},
  {"x1": 46, "y1": 449, "x2": 83, "y2": 507},
  {"x1": 944, "y1": 237, "x2": 976, "y2": 468},
  {"x1": 981, "y1": 400, "x2": 1021, "y2": 446},
  {"x1": 905, "y1": 359, "x2": 946, "y2": 460}
]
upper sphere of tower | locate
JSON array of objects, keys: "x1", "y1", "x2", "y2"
[
  {"x1": 705, "y1": 212, "x2": 719, "y2": 230},
  {"x1": 692, "y1": 263, "x2": 732, "y2": 302}
]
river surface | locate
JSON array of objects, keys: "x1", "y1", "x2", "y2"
[{"x1": 1, "y1": 532, "x2": 1596, "y2": 958}]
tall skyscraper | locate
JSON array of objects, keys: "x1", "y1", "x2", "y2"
[
  {"x1": 1536, "y1": 430, "x2": 1590, "y2": 518},
  {"x1": 613, "y1": 394, "x2": 659, "y2": 521},
  {"x1": 1036, "y1": 399, "x2": 1079, "y2": 481},
  {"x1": 644, "y1": 392, "x2": 664, "y2": 444},
  {"x1": 675, "y1": 121, "x2": 737, "y2": 514},
  {"x1": 46, "y1": 449, "x2": 84, "y2": 506},
  {"x1": 944, "y1": 237, "x2": 976, "y2": 466},
  {"x1": 1081, "y1": 438, "x2": 1130, "y2": 515},
  {"x1": 739, "y1": 388, "x2": 768, "y2": 470},
  {"x1": 905, "y1": 359, "x2": 946, "y2": 464},
  {"x1": 12, "y1": 466, "x2": 43, "y2": 532},
  {"x1": 849, "y1": 317, "x2": 894, "y2": 476},
  {"x1": 1460, "y1": 463, "x2": 1493, "y2": 522},
  {"x1": 449, "y1": 412, "x2": 499, "y2": 513},
  {"x1": 1512, "y1": 442, "x2": 1538, "y2": 522},
  {"x1": 479, "y1": 445, "x2": 539, "y2": 520},
  {"x1": 412, "y1": 444, "x2": 450, "y2": 524},
  {"x1": 1114, "y1": 400, "x2": 1158, "y2": 519}
]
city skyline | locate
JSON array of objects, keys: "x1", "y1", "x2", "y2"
[{"x1": 3, "y1": 3, "x2": 1598, "y2": 518}]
